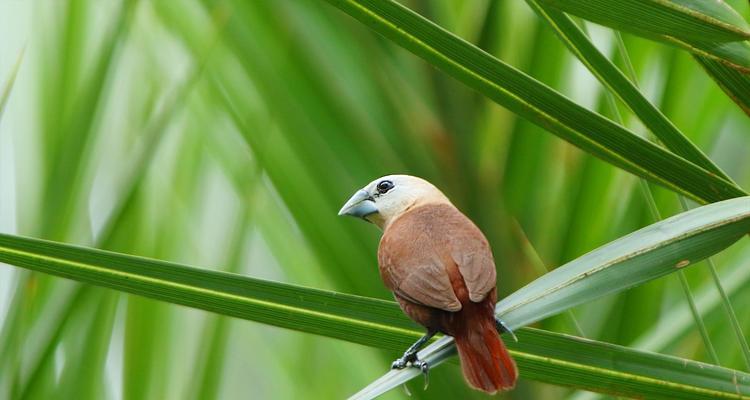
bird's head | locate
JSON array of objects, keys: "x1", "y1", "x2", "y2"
[{"x1": 338, "y1": 175, "x2": 450, "y2": 229}]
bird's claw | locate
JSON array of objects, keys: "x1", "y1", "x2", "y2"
[
  {"x1": 391, "y1": 354, "x2": 430, "y2": 390},
  {"x1": 495, "y1": 316, "x2": 518, "y2": 342},
  {"x1": 415, "y1": 359, "x2": 430, "y2": 390},
  {"x1": 391, "y1": 350, "x2": 417, "y2": 370},
  {"x1": 391, "y1": 357, "x2": 408, "y2": 370}
]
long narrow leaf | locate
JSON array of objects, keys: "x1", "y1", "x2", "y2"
[
  {"x1": 673, "y1": 37, "x2": 750, "y2": 74},
  {"x1": 319, "y1": 0, "x2": 746, "y2": 204},
  {"x1": 352, "y1": 196, "x2": 750, "y2": 398},
  {"x1": 539, "y1": 0, "x2": 750, "y2": 72},
  {"x1": 0, "y1": 198, "x2": 747, "y2": 397},
  {"x1": 355, "y1": 328, "x2": 750, "y2": 400},
  {"x1": 541, "y1": 0, "x2": 750, "y2": 42},
  {"x1": 528, "y1": 4, "x2": 731, "y2": 362},
  {"x1": 529, "y1": 6, "x2": 746, "y2": 365},
  {"x1": 574, "y1": 251, "x2": 750, "y2": 400},
  {"x1": 525, "y1": 0, "x2": 733, "y2": 182},
  {"x1": 0, "y1": 232, "x2": 417, "y2": 348},
  {"x1": 696, "y1": 55, "x2": 750, "y2": 117},
  {"x1": 0, "y1": 47, "x2": 24, "y2": 120},
  {"x1": 634, "y1": 249, "x2": 750, "y2": 353},
  {"x1": 0, "y1": 228, "x2": 748, "y2": 399}
]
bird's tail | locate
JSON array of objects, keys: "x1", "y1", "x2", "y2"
[{"x1": 454, "y1": 317, "x2": 517, "y2": 394}]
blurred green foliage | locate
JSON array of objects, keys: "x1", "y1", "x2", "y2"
[{"x1": 0, "y1": 0, "x2": 749, "y2": 399}]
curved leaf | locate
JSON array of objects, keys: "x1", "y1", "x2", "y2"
[
  {"x1": 539, "y1": 0, "x2": 750, "y2": 42},
  {"x1": 696, "y1": 55, "x2": 750, "y2": 117},
  {"x1": 540, "y1": 0, "x2": 750, "y2": 72},
  {"x1": 320, "y1": 0, "x2": 747, "y2": 204},
  {"x1": 634, "y1": 248, "x2": 750, "y2": 352},
  {"x1": 525, "y1": 0, "x2": 733, "y2": 182},
  {"x1": 0, "y1": 47, "x2": 24, "y2": 120},
  {"x1": 669, "y1": 36, "x2": 750, "y2": 74},
  {"x1": 351, "y1": 196, "x2": 750, "y2": 398},
  {"x1": 0, "y1": 199, "x2": 748, "y2": 398},
  {"x1": 496, "y1": 198, "x2": 750, "y2": 328},
  {"x1": 0, "y1": 229, "x2": 747, "y2": 399}
]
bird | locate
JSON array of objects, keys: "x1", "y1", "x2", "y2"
[{"x1": 338, "y1": 174, "x2": 517, "y2": 394}]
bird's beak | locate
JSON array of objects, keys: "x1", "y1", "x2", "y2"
[{"x1": 338, "y1": 189, "x2": 378, "y2": 219}]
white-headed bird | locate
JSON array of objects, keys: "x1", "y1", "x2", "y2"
[{"x1": 339, "y1": 175, "x2": 517, "y2": 393}]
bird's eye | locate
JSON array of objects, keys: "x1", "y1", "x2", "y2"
[{"x1": 376, "y1": 180, "x2": 395, "y2": 194}]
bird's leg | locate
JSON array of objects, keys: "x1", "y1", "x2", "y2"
[
  {"x1": 391, "y1": 330, "x2": 436, "y2": 370},
  {"x1": 495, "y1": 316, "x2": 518, "y2": 342},
  {"x1": 391, "y1": 330, "x2": 434, "y2": 391}
]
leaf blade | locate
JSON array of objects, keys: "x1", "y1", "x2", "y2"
[
  {"x1": 0, "y1": 47, "x2": 24, "y2": 120},
  {"x1": 695, "y1": 55, "x2": 750, "y2": 117},
  {"x1": 539, "y1": 0, "x2": 750, "y2": 42},
  {"x1": 0, "y1": 227, "x2": 749, "y2": 399},
  {"x1": 352, "y1": 196, "x2": 750, "y2": 398},
  {"x1": 497, "y1": 197, "x2": 750, "y2": 328},
  {"x1": 525, "y1": 0, "x2": 734, "y2": 182},
  {"x1": 0, "y1": 198, "x2": 748, "y2": 398},
  {"x1": 320, "y1": 0, "x2": 746, "y2": 204},
  {"x1": 539, "y1": 0, "x2": 750, "y2": 71}
]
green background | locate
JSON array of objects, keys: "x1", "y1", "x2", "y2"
[{"x1": 0, "y1": 1, "x2": 749, "y2": 398}]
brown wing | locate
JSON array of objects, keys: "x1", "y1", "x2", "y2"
[
  {"x1": 449, "y1": 230, "x2": 496, "y2": 303},
  {"x1": 378, "y1": 203, "x2": 496, "y2": 312},
  {"x1": 379, "y1": 214, "x2": 462, "y2": 311}
]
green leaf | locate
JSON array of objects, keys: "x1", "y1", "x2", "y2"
[
  {"x1": 0, "y1": 47, "x2": 24, "y2": 120},
  {"x1": 356, "y1": 328, "x2": 750, "y2": 400},
  {"x1": 664, "y1": 34, "x2": 750, "y2": 74},
  {"x1": 696, "y1": 55, "x2": 750, "y2": 117},
  {"x1": 525, "y1": 0, "x2": 733, "y2": 182},
  {"x1": 0, "y1": 197, "x2": 747, "y2": 398},
  {"x1": 56, "y1": 290, "x2": 117, "y2": 400},
  {"x1": 539, "y1": 0, "x2": 750, "y2": 42},
  {"x1": 526, "y1": 4, "x2": 750, "y2": 367},
  {"x1": 539, "y1": 0, "x2": 750, "y2": 72},
  {"x1": 7, "y1": 36, "x2": 214, "y2": 399},
  {"x1": 319, "y1": 0, "x2": 747, "y2": 204},
  {"x1": 633, "y1": 247, "x2": 750, "y2": 353},
  {"x1": 0, "y1": 232, "x2": 416, "y2": 349},
  {"x1": 352, "y1": 196, "x2": 750, "y2": 399},
  {"x1": 4, "y1": 1, "x2": 749, "y2": 398},
  {"x1": 36, "y1": 0, "x2": 136, "y2": 241}
]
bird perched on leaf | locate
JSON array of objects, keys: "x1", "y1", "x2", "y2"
[{"x1": 339, "y1": 175, "x2": 517, "y2": 394}]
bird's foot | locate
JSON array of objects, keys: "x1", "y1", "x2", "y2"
[
  {"x1": 391, "y1": 353, "x2": 430, "y2": 390},
  {"x1": 415, "y1": 359, "x2": 430, "y2": 390},
  {"x1": 390, "y1": 354, "x2": 414, "y2": 370},
  {"x1": 495, "y1": 316, "x2": 518, "y2": 342}
]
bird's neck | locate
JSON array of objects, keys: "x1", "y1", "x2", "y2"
[{"x1": 378, "y1": 198, "x2": 452, "y2": 231}]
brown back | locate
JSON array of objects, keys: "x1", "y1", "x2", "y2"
[{"x1": 378, "y1": 203, "x2": 497, "y2": 312}]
